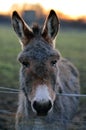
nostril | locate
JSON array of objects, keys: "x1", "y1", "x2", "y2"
[{"x1": 33, "y1": 100, "x2": 52, "y2": 116}]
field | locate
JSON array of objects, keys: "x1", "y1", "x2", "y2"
[{"x1": 0, "y1": 25, "x2": 86, "y2": 129}]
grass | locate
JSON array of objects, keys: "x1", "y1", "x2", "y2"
[
  {"x1": 0, "y1": 25, "x2": 20, "y2": 88},
  {"x1": 0, "y1": 25, "x2": 86, "y2": 93}
]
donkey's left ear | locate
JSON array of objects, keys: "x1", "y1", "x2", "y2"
[
  {"x1": 12, "y1": 11, "x2": 33, "y2": 47},
  {"x1": 42, "y1": 10, "x2": 60, "y2": 40}
]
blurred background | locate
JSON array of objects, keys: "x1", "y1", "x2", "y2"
[{"x1": 0, "y1": 0, "x2": 86, "y2": 129}]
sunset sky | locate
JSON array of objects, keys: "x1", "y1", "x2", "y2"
[{"x1": 0, "y1": 0, "x2": 86, "y2": 20}]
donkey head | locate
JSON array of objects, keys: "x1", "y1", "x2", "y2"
[{"x1": 12, "y1": 10, "x2": 60, "y2": 116}]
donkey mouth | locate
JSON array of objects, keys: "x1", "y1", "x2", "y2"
[
  {"x1": 36, "y1": 108, "x2": 49, "y2": 116},
  {"x1": 37, "y1": 112, "x2": 48, "y2": 116}
]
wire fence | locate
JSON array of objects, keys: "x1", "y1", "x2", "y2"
[
  {"x1": 0, "y1": 86, "x2": 86, "y2": 130},
  {"x1": 0, "y1": 86, "x2": 86, "y2": 97}
]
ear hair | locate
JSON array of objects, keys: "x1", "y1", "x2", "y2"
[
  {"x1": 42, "y1": 10, "x2": 60, "y2": 40},
  {"x1": 12, "y1": 11, "x2": 34, "y2": 47}
]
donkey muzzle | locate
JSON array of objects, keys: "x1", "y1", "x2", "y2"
[
  {"x1": 32, "y1": 100, "x2": 52, "y2": 116},
  {"x1": 31, "y1": 85, "x2": 54, "y2": 116}
]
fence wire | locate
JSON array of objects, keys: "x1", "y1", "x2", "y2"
[{"x1": 0, "y1": 86, "x2": 86, "y2": 97}]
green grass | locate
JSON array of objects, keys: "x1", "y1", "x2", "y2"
[
  {"x1": 0, "y1": 25, "x2": 20, "y2": 88},
  {"x1": 0, "y1": 25, "x2": 86, "y2": 93}
]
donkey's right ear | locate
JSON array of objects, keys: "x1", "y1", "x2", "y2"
[
  {"x1": 12, "y1": 11, "x2": 33, "y2": 47},
  {"x1": 42, "y1": 10, "x2": 59, "y2": 40}
]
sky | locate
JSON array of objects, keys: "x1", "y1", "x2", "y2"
[{"x1": 0, "y1": 0, "x2": 86, "y2": 19}]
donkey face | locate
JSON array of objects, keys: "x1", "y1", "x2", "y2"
[{"x1": 12, "y1": 10, "x2": 60, "y2": 116}]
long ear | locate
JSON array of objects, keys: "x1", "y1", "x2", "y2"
[
  {"x1": 42, "y1": 10, "x2": 60, "y2": 40},
  {"x1": 12, "y1": 11, "x2": 34, "y2": 47}
]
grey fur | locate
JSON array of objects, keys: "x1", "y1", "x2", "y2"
[{"x1": 12, "y1": 10, "x2": 80, "y2": 130}]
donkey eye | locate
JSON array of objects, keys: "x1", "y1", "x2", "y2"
[
  {"x1": 22, "y1": 61, "x2": 30, "y2": 67},
  {"x1": 51, "y1": 60, "x2": 57, "y2": 66}
]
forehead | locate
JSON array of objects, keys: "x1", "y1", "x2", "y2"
[{"x1": 20, "y1": 38, "x2": 58, "y2": 61}]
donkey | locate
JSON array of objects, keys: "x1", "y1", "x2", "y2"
[{"x1": 12, "y1": 10, "x2": 80, "y2": 130}]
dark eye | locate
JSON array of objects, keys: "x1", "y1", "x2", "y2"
[
  {"x1": 22, "y1": 61, "x2": 30, "y2": 67},
  {"x1": 51, "y1": 60, "x2": 57, "y2": 66}
]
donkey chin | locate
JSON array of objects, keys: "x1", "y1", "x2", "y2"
[{"x1": 30, "y1": 84, "x2": 55, "y2": 116}]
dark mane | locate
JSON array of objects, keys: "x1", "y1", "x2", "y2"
[{"x1": 32, "y1": 24, "x2": 41, "y2": 36}]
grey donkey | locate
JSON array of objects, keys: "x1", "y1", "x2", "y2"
[{"x1": 12, "y1": 10, "x2": 80, "y2": 130}]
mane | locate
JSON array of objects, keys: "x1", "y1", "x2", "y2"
[
  {"x1": 32, "y1": 24, "x2": 41, "y2": 36},
  {"x1": 31, "y1": 23, "x2": 53, "y2": 44}
]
